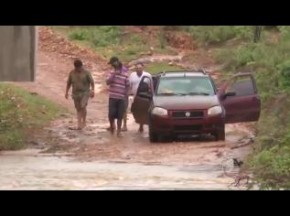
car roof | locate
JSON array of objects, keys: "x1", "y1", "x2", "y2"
[{"x1": 159, "y1": 71, "x2": 209, "y2": 78}]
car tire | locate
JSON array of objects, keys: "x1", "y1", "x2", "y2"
[
  {"x1": 149, "y1": 129, "x2": 159, "y2": 143},
  {"x1": 171, "y1": 134, "x2": 177, "y2": 142},
  {"x1": 214, "y1": 124, "x2": 225, "y2": 141},
  {"x1": 148, "y1": 118, "x2": 159, "y2": 143}
]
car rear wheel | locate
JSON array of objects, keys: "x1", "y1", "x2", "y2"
[
  {"x1": 149, "y1": 116, "x2": 159, "y2": 143},
  {"x1": 214, "y1": 125, "x2": 225, "y2": 141},
  {"x1": 148, "y1": 119, "x2": 159, "y2": 143},
  {"x1": 149, "y1": 129, "x2": 159, "y2": 143}
]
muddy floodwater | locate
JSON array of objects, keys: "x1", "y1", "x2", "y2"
[
  {"x1": 0, "y1": 124, "x2": 252, "y2": 190},
  {"x1": 0, "y1": 150, "x2": 238, "y2": 190}
]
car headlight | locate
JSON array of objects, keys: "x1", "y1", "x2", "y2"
[
  {"x1": 208, "y1": 106, "x2": 222, "y2": 116},
  {"x1": 151, "y1": 107, "x2": 168, "y2": 116}
]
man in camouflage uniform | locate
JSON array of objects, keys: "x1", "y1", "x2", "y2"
[{"x1": 65, "y1": 59, "x2": 95, "y2": 130}]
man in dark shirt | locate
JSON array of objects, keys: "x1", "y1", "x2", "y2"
[{"x1": 65, "y1": 59, "x2": 95, "y2": 130}]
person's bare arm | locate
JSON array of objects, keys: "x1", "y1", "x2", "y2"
[
  {"x1": 65, "y1": 73, "x2": 72, "y2": 99},
  {"x1": 87, "y1": 71, "x2": 95, "y2": 97},
  {"x1": 128, "y1": 73, "x2": 133, "y2": 94},
  {"x1": 106, "y1": 72, "x2": 116, "y2": 85},
  {"x1": 125, "y1": 76, "x2": 130, "y2": 97}
]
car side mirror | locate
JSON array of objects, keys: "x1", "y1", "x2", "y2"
[{"x1": 223, "y1": 91, "x2": 236, "y2": 99}]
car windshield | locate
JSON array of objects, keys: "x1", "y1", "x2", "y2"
[{"x1": 156, "y1": 76, "x2": 215, "y2": 96}]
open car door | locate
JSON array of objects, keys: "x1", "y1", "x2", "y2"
[
  {"x1": 219, "y1": 73, "x2": 261, "y2": 124},
  {"x1": 131, "y1": 76, "x2": 154, "y2": 125},
  {"x1": 152, "y1": 74, "x2": 160, "y2": 92}
]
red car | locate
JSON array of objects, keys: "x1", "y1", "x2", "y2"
[{"x1": 131, "y1": 70, "x2": 261, "y2": 143}]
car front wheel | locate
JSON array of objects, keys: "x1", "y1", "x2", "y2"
[
  {"x1": 214, "y1": 125, "x2": 225, "y2": 141},
  {"x1": 149, "y1": 115, "x2": 159, "y2": 143},
  {"x1": 149, "y1": 128, "x2": 159, "y2": 143}
]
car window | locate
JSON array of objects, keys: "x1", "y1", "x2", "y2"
[
  {"x1": 157, "y1": 77, "x2": 215, "y2": 96},
  {"x1": 227, "y1": 75, "x2": 256, "y2": 96}
]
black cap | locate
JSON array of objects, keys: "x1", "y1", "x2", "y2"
[
  {"x1": 108, "y1": 56, "x2": 119, "y2": 65},
  {"x1": 74, "y1": 59, "x2": 83, "y2": 68}
]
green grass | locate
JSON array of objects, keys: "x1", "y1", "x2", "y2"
[
  {"x1": 145, "y1": 62, "x2": 184, "y2": 74},
  {"x1": 53, "y1": 26, "x2": 176, "y2": 63},
  {"x1": 0, "y1": 84, "x2": 66, "y2": 150},
  {"x1": 209, "y1": 26, "x2": 290, "y2": 189},
  {"x1": 248, "y1": 94, "x2": 290, "y2": 189},
  {"x1": 186, "y1": 26, "x2": 253, "y2": 46}
]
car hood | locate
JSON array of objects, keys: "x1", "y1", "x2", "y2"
[{"x1": 153, "y1": 95, "x2": 220, "y2": 110}]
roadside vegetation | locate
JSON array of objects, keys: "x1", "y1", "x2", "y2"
[
  {"x1": 145, "y1": 62, "x2": 184, "y2": 74},
  {"x1": 195, "y1": 26, "x2": 290, "y2": 189},
  {"x1": 53, "y1": 26, "x2": 178, "y2": 63},
  {"x1": 0, "y1": 84, "x2": 65, "y2": 150}
]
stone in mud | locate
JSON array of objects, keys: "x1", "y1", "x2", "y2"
[
  {"x1": 85, "y1": 127, "x2": 94, "y2": 132},
  {"x1": 30, "y1": 140, "x2": 39, "y2": 145},
  {"x1": 66, "y1": 133, "x2": 78, "y2": 139},
  {"x1": 216, "y1": 151, "x2": 223, "y2": 157},
  {"x1": 60, "y1": 113, "x2": 70, "y2": 118}
]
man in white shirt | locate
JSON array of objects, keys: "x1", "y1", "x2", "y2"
[
  {"x1": 129, "y1": 63, "x2": 152, "y2": 96},
  {"x1": 128, "y1": 62, "x2": 152, "y2": 133}
]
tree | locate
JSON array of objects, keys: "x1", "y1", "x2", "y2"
[{"x1": 254, "y1": 26, "x2": 262, "y2": 43}]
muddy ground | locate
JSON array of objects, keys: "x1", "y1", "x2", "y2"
[{"x1": 0, "y1": 27, "x2": 256, "y2": 190}]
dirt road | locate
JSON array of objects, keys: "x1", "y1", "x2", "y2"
[{"x1": 0, "y1": 27, "x2": 255, "y2": 190}]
